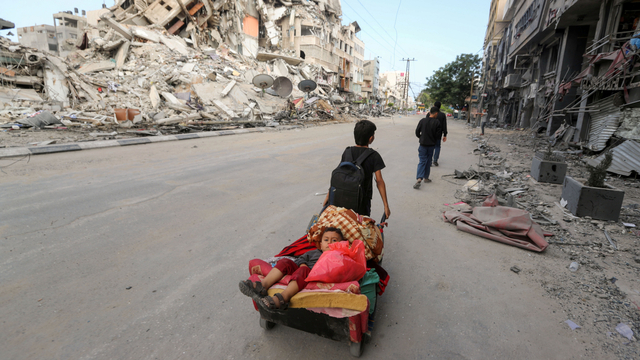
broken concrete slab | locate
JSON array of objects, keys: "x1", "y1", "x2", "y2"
[
  {"x1": 272, "y1": 59, "x2": 289, "y2": 77},
  {"x1": 181, "y1": 63, "x2": 196, "y2": 73},
  {"x1": 102, "y1": 38, "x2": 126, "y2": 51},
  {"x1": 130, "y1": 26, "x2": 161, "y2": 43},
  {"x1": 213, "y1": 100, "x2": 237, "y2": 118},
  {"x1": 43, "y1": 62, "x2": 70, "y2": 106},
  {"x1": 100, "y1": 13, "x2": 133, "y2": 41},
  {"x1": 90, "y1": 131, "x2": 118, "y2": 137},
  {"x1": 161, "y1": 91, "x2": 183, "y2": 106},
  {"x1": 256, "y1": 52, "x2": 304, "y2": 66},
  {"x1": 156, "y1": 113, "x2": 203, "y2": 125},
  {"x1": 78, "y1": 61, "x2": 116, "y2": 74},
  {"x1": 192, "y1": 83, "x2": 222, "y2": 105},
  {"x1": 160, "y1": 35, "x2": 189, "y2": 56},
  {"x1": 0, "y1": 88, "x2": 43, "y2": 104},
  {"x1": 115, "y1": 41, "x2": 131, "y2": 69},
  {"x1": 221, "y1": 80, "x2": 237, "y2": 97},
  {"x1": 229, "y1": 85, "x2": 250, "y2": 106},
  {"x1": 149, "y1": 85, "x2": 160, "y2": 109}
]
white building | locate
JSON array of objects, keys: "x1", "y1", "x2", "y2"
[{"x1": 380, "y1": 71, "x2": 405, "y2": 107}]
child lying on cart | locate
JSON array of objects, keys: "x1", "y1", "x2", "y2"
[{"x1": 239, "y1": 227, "x2": 344, "y2": 310}]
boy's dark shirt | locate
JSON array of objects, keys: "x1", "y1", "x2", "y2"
[
  {"x1": 437, "y1": 111, "x2": 448, "y2": 137},
  {"x1": 294, "y1": 249, "x2": 323, "y2": 269},
  {"x1": 340, "y1": 146, "x2": 385, "y2": 200},
  {"x1": 415, "y1": 117, "x2": 443, "y2": 147}
]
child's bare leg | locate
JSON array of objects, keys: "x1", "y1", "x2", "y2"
[
  {"x1": 260, "y1": 268, "x2": 284, "y2": 289},
  {"x1": 269, "y1": 281, "x2": 299, "y2": 307},
  {"x1": 280, "y1": 281, "x2": 299, "y2": 302}
]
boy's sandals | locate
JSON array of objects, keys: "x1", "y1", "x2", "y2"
[
  {"x1": 239, "y1": 280, "x2": 268, "y2": 302},
  {"x1": 413, "y1": 180, "x2": 421, "y2": 189},
  {"x1": 259, "y1": 293, "x2": 289, "y2": 311}
]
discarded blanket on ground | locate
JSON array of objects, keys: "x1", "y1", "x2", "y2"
[{"x1": 443, "y1": 205, "x2": 550, "y2": 252}]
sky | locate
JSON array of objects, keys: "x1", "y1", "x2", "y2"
[
  {"x1": 0, "y1": 0, "x2": 490, "y2": 98},
  {"x1": 340, "y1": 0, "x2": 489, "y2": 98}
]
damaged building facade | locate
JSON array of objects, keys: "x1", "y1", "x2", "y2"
[
  {"x1": 479, "y1": 0, "x2": 640, "y2": 176},
  {"x1": 15, "y1": 0, "x2": 368, "y2": 100},
  {"x1": 17, "y1": 10, "x2": 89, "y2": 58},
  {"x1": 1, "y1": 0, "x2": 386, "y2": 142}
]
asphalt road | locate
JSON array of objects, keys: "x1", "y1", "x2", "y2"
[{"x1": 1, "y1": 115, "x2": 589, "y2": 359}]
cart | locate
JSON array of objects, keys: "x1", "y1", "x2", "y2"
[{"x1": 245, "y1": 209, "x2": 388, "y2": 357}]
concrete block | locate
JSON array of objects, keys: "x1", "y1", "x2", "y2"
[
  {"x1": 561, "y1": 176, "x2": 624, "y2": 221},
  {"x1": 213, "y1": 100, "x2": 237, "y2": 118},
  {"x1": 100, "y1": 14, "x2": 133, "y2": 41},
  {"x1": 78, "y1": 61, "x2": 116, "y2": 74},
  {"x1": 530, "y1": 157, "x2": 567, "y2": 184},
  {"x1": 221, "y1": 80, "x2": 236, "y2": 97},
  {"x1": 115, "y1": 41, "x2": 131, "y2": 69}
]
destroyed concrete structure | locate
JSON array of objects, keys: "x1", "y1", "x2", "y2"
[
  {"x1": 1, "y1": 0, "x2": 384, "y2": 147},
  {"x1": 362, "y1": 58, "x2": 381, "y2": 105},
  {"x1": 0, "y1": 19, "x2": 15, "y2": 31},
  {"x1": 379, "y1": 70, "x2": 414, "y2": 109},
  {"x1": 478, "y1": 0, "x2": 640, "y2": 177},
  {"x1": 17, "y1": 10, "x2": 89, "y2": 58}
]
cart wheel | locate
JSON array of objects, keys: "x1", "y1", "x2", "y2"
[
  {"x1": 349, "y1": 341, "x2": 363, "y2": 357},
  {"x1": 259, "y1": 318, "x2": 275, "y2": 330}
]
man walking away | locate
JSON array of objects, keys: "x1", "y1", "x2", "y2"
[
  {"x1": 432, "y1": 101, "x2": 448, "y2": 166},
  {"x1": 414, "y1": 107, "x2": 443, "y2": 189}
]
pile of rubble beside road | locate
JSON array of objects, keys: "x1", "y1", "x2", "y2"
[
  {"x1": 1, "y1": 0, "x2": 381, "y2": 148},
  {"x1": 445, "y1": 125, "x2": 640, "y2": 359}
]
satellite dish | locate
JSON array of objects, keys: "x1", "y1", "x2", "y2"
[
  {"x1": 298, "y1": 80, "x2": 317, "y2": 93},
  {"x1": 252, "y1": 74, "x2": 274, "y2": 97},
  {"x1": 272, "y1": 77, "x2": 293, "y2": 98}
]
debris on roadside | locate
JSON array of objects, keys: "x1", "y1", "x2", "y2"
[
  {"x1": 443, "y1": 196, "x2": 550, "y2": 252},
  {"x1": 565, "y1": 320, "x2": 581, "y2": 330},
  {"x1": 1, "y1": 1, "x2": 390, "y2": 148},
  {"x1": 463, "y1": 127, "x2": 640, "y2": 358}
]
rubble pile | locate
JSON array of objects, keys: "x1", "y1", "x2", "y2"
[
  {"x1": 1, "y1": 0, "x2": 368, "y2": 147},
  {"x1": 448, "y1": 128, "x2": 640, "y2": 358}
]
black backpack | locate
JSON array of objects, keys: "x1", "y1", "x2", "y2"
[{"x1": 329, "y1": 147, "x2": 374, "y2": 213}]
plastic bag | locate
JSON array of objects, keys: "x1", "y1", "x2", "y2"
[{"x1": 306, "y1": 240, "x2": 367, "y2": 283}]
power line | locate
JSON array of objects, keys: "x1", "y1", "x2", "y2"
[
  {"x1": 341, "y1": 0, "x2": 410, "y2": 62},
  {"x1": 341, "y1": 13, "x2": 397, "y2": 69},
  {"x1": 348, "y1": 0, "x2": 413, "y2": 58},
  {"x1": 393, "y1": 0, "x2": 403, "y2": 65}
]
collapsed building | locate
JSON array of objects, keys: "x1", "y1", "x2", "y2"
[
  {"x1": 478, "y1": 0, "x2": 640, "y2": 176},
  {"x1": 1, "y1": 0, "x2": 383, "y2": 142}
]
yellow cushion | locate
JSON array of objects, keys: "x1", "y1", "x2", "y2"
[{"x1": 268, "y1": 289, "x2": 368, "y2": 312}]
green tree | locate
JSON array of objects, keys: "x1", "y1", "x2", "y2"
[
  {"x1": 417, "y1": 91, "x2": 453, "y2": 114},
  {"x1": 422, "y1": 54, "x2": 481, "y2": 109}
]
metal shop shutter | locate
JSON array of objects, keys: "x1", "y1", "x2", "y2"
[{"x1": 587, "y1": 94, "x2": 623, "y2": 151}]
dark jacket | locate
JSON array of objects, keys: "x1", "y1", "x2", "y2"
[
  {"x1": 437, "y1": 111, "x2": 448, "y2": 137},
  {"x1": 294, "y1": 249, "x2": 323, "y2": 269},
  {"x1": 415, "y1": 116, "x2": 443, "y2": 147}
]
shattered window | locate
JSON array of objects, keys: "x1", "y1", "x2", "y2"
[{"x1": 301, "y1": 26, "x2": 319, "y2": 37}]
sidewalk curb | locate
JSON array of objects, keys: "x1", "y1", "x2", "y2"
[{"x1": 0, "y1": 127, "x2": 275, "y2": 159}]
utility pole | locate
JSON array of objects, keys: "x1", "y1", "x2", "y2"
[
  {"x1": 468, "y1": 76, "x2": 474, "y2": 124},
  {"x1": 401, "y1": 58, "x2": 416, "y2": 109}
]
